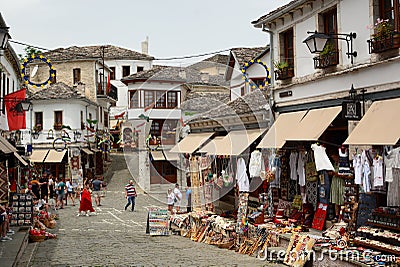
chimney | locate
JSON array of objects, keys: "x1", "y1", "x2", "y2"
[{"x1": 141, "y1": 36, "x2": 149, "y2": 55}]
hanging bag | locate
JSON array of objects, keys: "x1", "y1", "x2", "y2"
[{"x1": 305, "y1": 151, "x2": 318, "y2": 182}]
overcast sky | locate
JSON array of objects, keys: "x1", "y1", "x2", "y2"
[{"x1": 2, "y1": 0, "x2": 291, "y2": 65}]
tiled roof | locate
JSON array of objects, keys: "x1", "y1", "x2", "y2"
[
  {"x1": 190, "y1": 54, "x2": 229, "y2": 70},
  {"x1": 42, "y1": 45, "x2": 154, "y2": 62},
  {"x1": 181, "y1": 91, "x2": 230, "y2": 113},
  {"x1": 30, "y1": 82, "x2": 89, "y2": 102},
  {"x1": 252, "y1": 0, "x2": 305, "y2": 26},
  {"x1": 192, "y1": 89, "x2": 268, "y2": 121},
  {"x1": 230, "y1": 47, "x2": 269, "y2": 66},
  {"x1": 122, "y1": 65, "x2": 229, "y2": 87}
]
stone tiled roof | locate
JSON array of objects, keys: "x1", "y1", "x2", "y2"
[
  {"x1": 122, "y1": 65, "x2": 229, "y2": 87},
  {"x1": 252, "y1": 0, "x2": 305, "y2": 26},
  {"x1": 192, "y1": 89, "x2": 268, "y2": 121},
  {"x1": 190, "y1": 54, "x2": 229, "y2": 70},
  {"x1": 230, "y1": 47, "x2": 268, "y2": 66},
  {"x1": 29, "y1": 82, "x2": 94, "y2": 105},
  {"x1": 181, "y1": 91, "x2": 230, "y2": 113},
  {"x1": 42, "y1": 45, "x2": 154, "y2": 62}
]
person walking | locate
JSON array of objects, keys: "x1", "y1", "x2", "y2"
[
  {"x1": 65, "y1": 178, "x2": 75, "y2": 206},
  {"x1": 167, "y1": 188, "x2": 175, "y2": 213},
  {"x1": 91, "y1": 176, "x2": 103, "y2": 207},
  {"x1": 124, "y1": 180, "x2": 137, "y2": 212},
  {"x1": 173, "y1": 183, "x2": 182, "y2": 212},
  {"x1": 56, "y1": 178, "x2": 66, "y2": 209},
  {"x1": 78, "y1": 184, "x2": 95, "y2": 216},
  {"x1": 39, "y1": 173, "x2": 48, "y2": 200}
]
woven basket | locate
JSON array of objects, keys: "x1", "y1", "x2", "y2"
[{"x1": 29, "y1": 235, "x2": 46, "y2": 242}]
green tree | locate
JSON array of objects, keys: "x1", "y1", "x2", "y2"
[{"x1": 18, "y1": 46, "x2": 42, "y2": 62}]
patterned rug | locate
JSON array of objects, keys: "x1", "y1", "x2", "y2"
[
  {"x1": 306, "y1": 180, "x2": 318, "y2": 211},
  {"x1": 0, "y1": 163, "x2": 8, "y2": 200}
]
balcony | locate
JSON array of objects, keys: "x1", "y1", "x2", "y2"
[
  {"x1": 274, "y1": 67, "x2": 294, "y2": 80},
  {"x1": 367, "y1": 32, "x2": 400, "y2": 54},
  {"x1": 97, "y1": 82, "x2": 118, "y2": 101},
  {"x1": 313, "y1": 52, "x2": 339, "y2": 69}
]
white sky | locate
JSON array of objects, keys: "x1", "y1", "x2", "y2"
[{"x1": 1, "y1": 0, "x2": 291, "y2": 65}]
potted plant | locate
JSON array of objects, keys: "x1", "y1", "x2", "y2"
[
  {"x1": 368, "y1": 18, "x2": 399, "y2": 53},
  {"x1": 274, "y1": 61, "x2": 293, "y2": 80}
]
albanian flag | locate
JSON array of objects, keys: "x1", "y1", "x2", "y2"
[{"x1": 5, "y1": 88, "x2": 27, "y2": 131}]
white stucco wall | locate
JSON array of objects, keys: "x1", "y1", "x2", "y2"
[
  {"x1": 0, "y1": 49, "x2": 21, "y2": 131},
  {"x1": 22, "y1": 99, "x2": 98, "y2": 145},
  {"x1": 106, "y1": 59, "x2": 153, "y2": 80}
]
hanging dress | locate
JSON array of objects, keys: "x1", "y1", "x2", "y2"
[
  {"x1": 338, "y1": 147, "x2": 351, "y2": 176},
  {"x1": 311, "y1": 143, "x2": 334, "y2": 171}
]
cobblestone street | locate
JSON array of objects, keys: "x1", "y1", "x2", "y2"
[{"x1": 18, "y1": 154, "x2": 271, "y2": 267}]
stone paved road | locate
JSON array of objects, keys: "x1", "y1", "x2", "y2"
[{"x1": 18, "y1": 154, "x2": 274, "y2": 267}]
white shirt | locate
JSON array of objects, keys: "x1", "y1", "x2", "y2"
[
  {"x1": 311, "y1": 144, "x2": 334, "y2": 171},
  {"x1": 167, "y1": 192, "x2": 175, "y2": 205},
  {"x1": 236, "y1": 158, "x2": 249, "y2": 192},
  {"x1": 289, "y1": 151, "x2": 298, "y2": 181},
  {"x1": 297, "y1": 151, "x2": 306, "y2": 186},
  {"x1": 173, "y1": 188, "x2": 182, "y2": 201}
]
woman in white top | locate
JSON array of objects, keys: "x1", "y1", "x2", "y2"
[
  {"x1": 167, "y1": 188, "x2": 175, "y2": 213},
  {"x1": 65, "y1": 178, "x2": 75, "y2": 206}
]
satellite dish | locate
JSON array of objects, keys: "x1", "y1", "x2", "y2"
[{"x1": 30, "y1": 65, "x2": 38, "y2": 78}]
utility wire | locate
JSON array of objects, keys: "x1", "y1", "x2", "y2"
[
  {"x1": 9, "y1": 40, "x2": 50, "y2": 52},
  {"x1": 9, "y1": 39, "x2": 231, "y2": 61}
]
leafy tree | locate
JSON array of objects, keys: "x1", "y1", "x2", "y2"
[{"x1": 18, "y1": 46, "x2": 42, "y2": 62}]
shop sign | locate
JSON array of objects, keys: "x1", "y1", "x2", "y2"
[{"x1": 342, "y1": 101, "x2": 361, "y2": 120}]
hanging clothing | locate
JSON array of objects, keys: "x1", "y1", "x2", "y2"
[
  {"x1": 289, "y1": 151, "x2": 298, "y2": 181},
  {"x1": 353, "y1": 153, "x2": 363, "y2": 185},
  {"x1": 338, "y1": 147, "x2": 351, "y2": 176},
  {"x1": 384, "y1": 147, "x2": 400, "y2": 183},
  {"x1": 249, "y1": 150, "x2": 264, "y2": 178},
  {"x1": 311, "y1": 143, "x2": 334, "y2": 171},
  {"x1": 318, "y1": 171, "x2": 331, "y2": 204},
  {"x1": 361, "y1": 151, "x2": 371, "y2": 193},
  {"x1": 236, "y1": 157, "x2": 249, "y2": 192},
  {"x1": 373, "y1": 156, "x2": 384, "y2": 187},
  {"x1": 388, "y1": 168, "x2": 400, "y2": 206},
  {"x1": 330, "y1": 166, "x2": 345, "y2": 205},
  {"x1": 297, "y1": 151, "x2": 306, "y2": 186},
  {"x1": 269, "y1": 153, "x2": 281, "y2": 188}
]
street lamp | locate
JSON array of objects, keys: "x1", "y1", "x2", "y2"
[
  {"x1": 73, "y1": 130, "x2": 82, "y2": 142},
  {"x1": 303, "y1": 31, "x2": 357, "y2": 64}
]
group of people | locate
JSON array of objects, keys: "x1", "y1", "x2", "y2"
[
  {"x1": 27, "y1": 172, "x2": 106, "y2": 217},
  {"x1": 167, "y1": 183, "x2": 191, "y2": 213}
]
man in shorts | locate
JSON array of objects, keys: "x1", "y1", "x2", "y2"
[
  {"x1": 56, "y1": 178, "x2": 66, "y2": 209},
  {"x1": 91, "y1": 177, "x2": 103, "y2": 206}
]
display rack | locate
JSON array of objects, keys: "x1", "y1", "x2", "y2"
[
  {"x1": 146, "y1": 208, "x2": 169, "y2": 236},
  {"x1": 342, "y1": 183, "x2": 359, "y2": 231},
  {"x1": 10, "y1": 193, "x2": 33, "y2": 226}
]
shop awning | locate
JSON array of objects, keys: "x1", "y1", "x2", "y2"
[
  {"x1": 200, "y1": 129, "x2": 267, "y2": 156},
  {"x1": 344, "y1": 98, "x2": 400, "y2": 145},
  {"x1": 286, "y1": 106, "x2": 342, "y2": 141},
  {"x1": 44, "y1": 150, "x2": 67, "y2": 163},
  {"x1": 28, "y1": 150, "x2": 49, "y2": 163},
  {"x1": 170, "y1": 132, "x2": 214, "y2": 154},
  {"x1": 198, "y1": 136, "x2": 225, "y2": 154},
  {"x1": 81, "y1": 148, "x2": 93, "y2": 155},
  {"x1": 151, "y1": 150, "x2": 179, "y2": 161},
  {"x1": 13, "y1": 152, "x2": 28, "y2": 166},
  {"x1": 257, "y1": 110, "x2": 307, "y2": 149}
]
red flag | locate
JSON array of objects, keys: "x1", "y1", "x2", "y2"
[
  {"x1": 106, "y1": 75, "x2": 111, "y2": 94},
  {"x1": 5, "y1": 89, "x2": 26, "y2": 131},
  {"x1": 114, "y1": 111, "x2": 125, "y2": 119}
]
